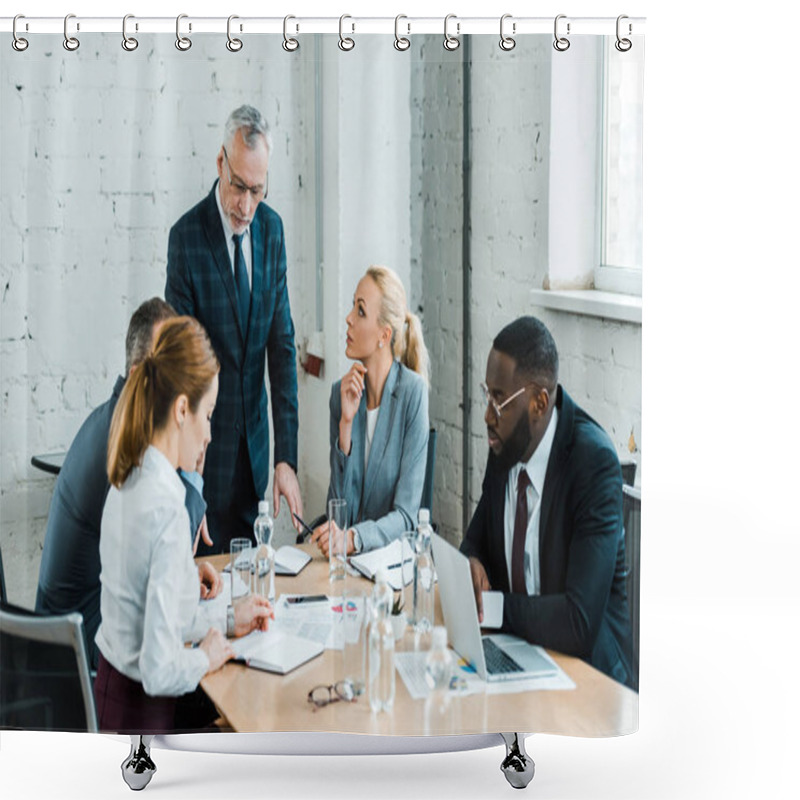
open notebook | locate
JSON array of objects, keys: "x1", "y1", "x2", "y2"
[{"x1": 349, "y1": 539, "x2": 416, "y2": 591}]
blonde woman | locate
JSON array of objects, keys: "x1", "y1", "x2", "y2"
[
  {"x1": 312, "y1": 266, "x2": 430, "y2": 556},
  {"x1": 94, "y1": 317, "x2": 273, "y2": 733}
]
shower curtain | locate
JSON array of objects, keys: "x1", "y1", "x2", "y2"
[{"x1": 1, "y1": 24, "x2": 643, "y2": 740}]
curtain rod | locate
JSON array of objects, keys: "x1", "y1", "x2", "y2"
[{"x1": 1, "y1": 15, "x2": 646, "y2": 37}]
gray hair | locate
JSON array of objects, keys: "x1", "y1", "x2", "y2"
[{"x1": 223, "y1": 105, "x2": 272, "y2": 154}]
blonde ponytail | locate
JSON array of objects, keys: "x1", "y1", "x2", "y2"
[
  {"x1": 366, "y1": 265, "x2": 430, "y2": 387},
  {"x1": 107, "y1": 359, "x2": 156, "y2": 488},
  {"x1": 403, "y1": 310, "x2": 430, "y2": 388}
]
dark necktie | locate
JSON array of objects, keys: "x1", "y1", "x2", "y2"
[
  {"x1": 232, "y1": 233, "x2": 250, "y2": 334},
  {"x1": 511, "y1": 469, "x2": 531, "y2": 594}
]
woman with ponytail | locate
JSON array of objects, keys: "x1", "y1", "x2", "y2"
[
  {"x1": 311, "y1": 266, "x2": 430, "y2": 557},
  {"x1": 94, "y1": 317, "x2": 273, "y2": 733}
]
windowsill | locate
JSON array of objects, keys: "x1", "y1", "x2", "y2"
[{"x1": 530, "y1": 289, "x2": 642, "y2": 325}]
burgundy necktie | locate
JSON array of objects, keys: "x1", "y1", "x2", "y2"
[{"x1": 511, "y1": 469, "x2": 531, "y2": 594}]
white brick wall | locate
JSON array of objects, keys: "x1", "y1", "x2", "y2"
[{"x1": 1, "y1": 34, "x2": 320, "y2": 605}]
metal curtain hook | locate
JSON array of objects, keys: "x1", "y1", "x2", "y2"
[
  {"x1": 338, "y1": 14, "x2": 355, "y2": 51},
  {"x1": 499, "y1": 14, "x2": 516, "y2": 51},
  {"x1": 63, "y1": 13, "x2": 80, "y2": 51},
  {"x1": 615, "y1": 14, "x2": 632, "y2": 52},
  {"x1": 227, "y1": 15, "x2": 243, "y2": 52},
  {"x1": 553, "y1": 14, "x2": 570, "y2": 52},
  {"x1": 122, "y1": 14, "x2": 139, "y2": 51},
  {"x1": 12, "y1": 14, "x2": 29, "y2": 52},
  {"x1": 283, "y1": 15, "x2": 299, "y2": 52},
  {"x1": 394, "y1": 14, "x2": 410, "y2": 52},
  {"x1": 443, "y1": 14, "x2": 460, "y2": 51},
  {"x1": 176, "y1": 14, "x2": 192, "y2": 50}
]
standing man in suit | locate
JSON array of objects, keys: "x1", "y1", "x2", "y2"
[
  {"x1": 166, "y1": 105, "x2": 302, "y2": 555},
  {"x1": 461, "y1": 316, "x2": 634, "y2": 688}
]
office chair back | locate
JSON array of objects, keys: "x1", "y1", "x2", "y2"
[
  {"x1": 0, "y1": 545, "x2": 6, "y2": 604},
  {"x1": 0, "y1": 604, "x2": 98, "y2": 732},
  {"x1": 622, "y1": 484, "x2": 641, "y2": 691},
  {"x1": 421, "y1": 428, "x2": 438, "y2": 516}
]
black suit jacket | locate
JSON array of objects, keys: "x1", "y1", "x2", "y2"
[
  {"x1": 166, "y1": 183, "x2": 299, "y2": 511},
  {"x1": 460, "y1": 386, "x2": 634, "y2": 688}
]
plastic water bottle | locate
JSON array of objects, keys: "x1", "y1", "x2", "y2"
[
  {"x1": 424, "y1": 626, "x2": 454, "y2": 733},
  {"x1": 413, "y1": 509, "x2": 434, "y2": 637},
  {"x1": 368, "y1": 568, "x2": 395, "y2": 713},
  {"x1": 253, "y1": 499, "x2": 275, "y2": 603}
]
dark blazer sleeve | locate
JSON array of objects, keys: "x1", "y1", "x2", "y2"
[
  {"x1": 165, "y1": 223, "x2": 196, "y2": 317},
  {"x1": 460, "y1": 466, "x2": 494, "y2": 567},
  {"x1": 265, "y1": 214, "x2": 298, "y2": 471},
  {"x1": 503, "y1": 443, "x2": 623, "y2": 661}
]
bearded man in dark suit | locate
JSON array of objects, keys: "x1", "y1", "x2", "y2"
[
  {"x1": 461, "y1": 316, "x2": 635, "y2": 689},
  {"x1": 166, "y1": 105, "x2": 303, "y2": 553}
]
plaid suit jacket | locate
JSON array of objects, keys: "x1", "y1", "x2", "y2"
[{"x1": 165, "y1": 182, "x2": 298, "y2": 511}]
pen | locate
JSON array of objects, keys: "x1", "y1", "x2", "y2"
[
  {"x1": 293, "y1": 512, "x2": 316, "y2": 540},
  {"x1": 386, "y1": 558, "x2": 413, "y2": 570}
]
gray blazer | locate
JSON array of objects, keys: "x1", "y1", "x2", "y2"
[{"x1": 327, "y1": 360, "x2": 429, "y2": 552}]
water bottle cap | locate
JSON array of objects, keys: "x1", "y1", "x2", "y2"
[
  {"x1": 418, "y1": 508, "x2": 430, "y2": 525},
  {"x1": 432, "y1": 626, "x2": 448, "y2": 648},
  {"x1": 258, "y1": 500, "x2": 270, "y2": 516}
]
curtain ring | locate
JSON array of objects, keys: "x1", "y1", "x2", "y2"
[
  {"x1": 443, "y1": 14, "x2": 460, "y2": 51},
  {"x1": 615, "y1": 15, "x2": 632, "y2": 52},
  {"x1": 122, "y1": 14, "x2": 138, "y2": 51},
  {"x1": 394, "y1": 15, "x2": 410, "y2": 51},
  {"x1": 226, "y1": 15, "x2": 243, "y2": 52},
  {"x1": 338, "y1": 15, "x2": 355, "y2": 51},
  {"x1": 63, "y1": 13, "x2": 80, "y2": 51},
  {"x1": 553, "y1": 14, "x2": 570, "y2": 52},
  {"x1": 175, "y1": 14, "x2": 192, "y2": 50},
  {"x1": 499, "y1": 14, "x2": 516, "y2": 51},
  {"x1": 283, "y1": 15, "x2": 299, "y2": 52},
  {"x1": 12, "y1": 15, "x2": 29, "y2": 52}
]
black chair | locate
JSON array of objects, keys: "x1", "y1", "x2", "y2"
[
  {"x1": 298, "y1": 427, "x2": 439, "y2": 544},
  {"x1": 620, "y1": 457, "x2": 637, "y2": 488},
  {"x1": 420, "y1": 427, "x2": 438, "y2": 516},
  {"x1": 622, "y1": 484, "x2": 641, "y2": 691},
  {"x1": 0, "y1": 545, "x2": 7, "y2": 604},
  {"x1": 0, "y1": 603, "x2": 98, "y2": 732}
]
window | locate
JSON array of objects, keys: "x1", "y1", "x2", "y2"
[{"x1": 596, "y1": 38, "x2": 644, "y2": 296}]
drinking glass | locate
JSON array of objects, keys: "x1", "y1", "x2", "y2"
[
  {"x1": 230, "y1": 537, "x2": 252, "y2": 601},
  {"x1": 342, "y1": 588, "x2": 367, "y2": 696},
  {"x1": 328, "y1": 498, "x2": 348, "y2": 584}
]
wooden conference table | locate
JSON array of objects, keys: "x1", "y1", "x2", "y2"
[{"x1": 199, "y1": 545, "x2": 637, "y2": 737}]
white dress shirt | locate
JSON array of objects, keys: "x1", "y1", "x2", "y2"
[
  {"x1": 215, "y1": 183, "x2": 252, "y2": 290},
  {"x1": 364, "y1": 406, "x2": 380, "y2": 468},
  {"x1": 503, "y1": 407, "x2": 559, "y2": 596},
  {"x1": 96, "y1": 446, "x2": 226, "y2": 697}
]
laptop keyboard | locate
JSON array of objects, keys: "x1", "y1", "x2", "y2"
[{"x1": 482, "y1": 638, "x2": 524, "y2": 675}]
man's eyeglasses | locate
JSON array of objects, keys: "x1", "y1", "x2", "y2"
[
  {"x1": 222, "y1": 145, "x2": 268, "y2": 201},
  {"x1": 480, "y1": 382, "x2": 547, "y2": 419},
  {"x1": 307, "y1": 681, "x2": 356, "y2": 710}
]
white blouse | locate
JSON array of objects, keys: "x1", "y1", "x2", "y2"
[{"x1": 96, "y1": 446, "x2": 226, "y2": 697}]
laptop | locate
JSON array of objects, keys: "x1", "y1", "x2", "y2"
[{"x1": 430, "y1": 533, "x2": 559, "y2": 683}]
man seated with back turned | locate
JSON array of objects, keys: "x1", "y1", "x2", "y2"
[
  {"x1": 460, "y1": 316, "x2": 635, "y2": 689},
  {"x1": 36, "y1": 297, "x2": 220, "y2": 669}
]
